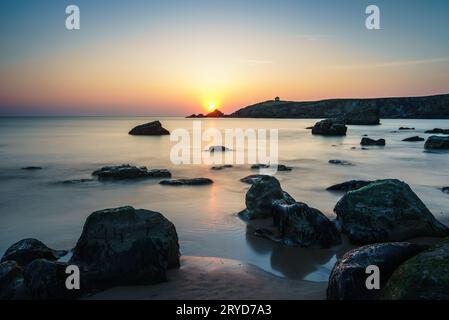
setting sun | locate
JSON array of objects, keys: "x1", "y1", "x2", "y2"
[{"x1": 208, "y1": 102, "x2": 216, "y2": 111}]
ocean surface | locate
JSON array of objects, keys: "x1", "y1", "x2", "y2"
[{"x1": 0, "y1": 117, "x2": 448, "y2": 282}]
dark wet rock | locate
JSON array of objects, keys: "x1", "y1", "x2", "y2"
[
  {"x1": 159, "y1": 178, "x2": 213, "y2": 186},
  {"x1": 238, "y1": 176, "x2": 295, "y2": 220},
  {"x1": 361, "y1": 137, "x2": 386, "y2": 146},
  {"x1": 1, "y1": 238, "x2": 67, "y2": 266},
  {"x1": 382, "y1": 238, "x2": 449, "y2": 300},
  {"x1": 424, "y1": 135, "x2": 449, "y2": 150},
  {"x1": 327, "y1": 242, "x2": 427, "y2": 300},
  {"x1": 21, "y1": 166, "x2": 43, "y2": 170},
  {"x1": 311, "y1": 119, "x2": 347, "y2": 136},
  {"x1": 251, "y1": 164, "x2": 292, "y2": 171},
  {"x1": 240, "y1": 174, "x2": 268, "y2": 185},
  {"x1": 211, "y1": 165, "x2": 233, "y2": 170},
  {"x1": 128, "y1": 120, "x2": 170, "y2": 136},
  {"x1": 328, "y1": 160, "x2": 353, "y2": 166},
  {"x1": 326, "y1": 180, "x2": 372, "y2": 192},
  {"x1": 442, "y1": 187, "x2": 449, "y2": 194},
  {"x1": 92, "y1": 164, "x2": 171, "y2": 180},
  {"x1": 23, "y1": 259, "x2": 79, "y2": 300},
  {"x1": 62, "y1": 178, "x2": 96, "y2": 185},
  {"x1": 70, "y1": 206, "x2": 180, "y2": 290},
  {"x1": 402, "y1": 136, "x2": 425, "y2": 142},
  {"x1": 208, "y1": 146, "x2": 231, "y2": 152},
  {"x1": 0, "y1": 261, "x2": 26, "y2": 300},
  {"x1": 425, "y1": 128, "x2": 449, "y2": 134},
  {"x1": 263, "y1": 201, "x2": 341, "y2": 248},
  {"x1": 305, "y1": 126, "x2": 314, "y2": 129},
  {"x1": 399, "y1": 127, "x2": 415, "y2": 130},
  {"x1": 334, "y1": 179, "x2": 449, "y2": 244}
]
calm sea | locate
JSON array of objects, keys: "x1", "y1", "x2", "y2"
[{"x1": 0, "y1": 117, "x2": 448, "y2": 281}]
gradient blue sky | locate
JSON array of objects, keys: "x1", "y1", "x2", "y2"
[{"x1": 1, "y1": 0, "x2": 449, "y2": 115}]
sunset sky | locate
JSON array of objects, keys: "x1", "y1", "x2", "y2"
[{"x1": 1, "y1": 0, "x2": 449, "y2": 116}]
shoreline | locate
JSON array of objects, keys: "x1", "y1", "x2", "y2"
[{"x1": 88, "y1": 256, "x2": 327, "y2": 300}]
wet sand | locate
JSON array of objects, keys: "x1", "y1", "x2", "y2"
[{"x1": 89, "y1": 256, "x2": 327, "y2": 300}]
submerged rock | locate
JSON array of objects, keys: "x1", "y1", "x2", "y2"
[
  {"x1": 0, "y1": 261, "x2": 26, "y2": 300},
  {"x1": 327, "y1": 242, "x2": 427, "y2": 300},
  {"x1": 70, "y1": 206, "x2": 180, "y2": 290},
  {"x1": 92, "y1": 164, "x2": 171, "y2": 180},
  {"x1": 238, "y1": 176, "x2": 295, "y2": 220},
  {"x1": 250, "y1": 164, "x2": 292, "y2": 171},
  {"x1": 208, "y1": 146, "x2": 231, "y2": 152},
  {"x1": 1, "y1": 238, "x2": 67, "y2": 266},
  {"x1": 328, "y1": 160, "x2": 353, "y2": 166},
  {"x1": 128, "y1": 120, "x2": 170, "y2": 136},
  {"x1": 442, "y1": 187, "x2": 449, "y2": 194},
  {"x1": 424, "y1": 135, "x2": 449, "y2": 150},
  {"x1": 360, "y1": 137, "x2": 386, "y2": 146},
  {"x1": 266, "y1": 201, "x2": 341, "y2": 248},
  {"x1": 61, "y1": 178, "x2": 96, "y2": 185},
  {"x1": 334, "y1": 179, "x2": 449, "y2": 244},
  {"x1": 211, "y1": 165, "x2": 233, "y2": 170},
  {"x1": 311, "y1": 119, "x2": 347, "y2": 136},
  {"x1": 425, "y1": 128, "x2": 449, "y2": 134},
  {"x1": 402, "y1": 136, "x2": 424, "y2": 142},
  {"x1": 21, "y1": 166, "x2": 43, "y2": 170},
  {"x1": 240, "y1": 174, "x2": 268, "y2": 185},
  {"x1": 23, "y1": 259, "x2": 78, "y2": 300},
  {"x1": 382, "y1": 238, "x2": 449, "y2": 300},
  {"x1": 326, "y1": 180, "x2": 372, "y2": 192},
  {"x1": 399, "y1": 127, "x2": 415, "y2": 130},
  {"x1": 159, "y1": 178, "x2": 213, "y2": 186}
]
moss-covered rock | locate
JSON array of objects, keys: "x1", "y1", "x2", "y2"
[
  {"x1": 381, "y1": 238, "x2": 449, "y2": 300},
  {"x1": 334, "y1": 179, "x2": 449, "y2": 244},
  {"x1": 238, "y1": 176, "x2": 295, "y2": 220}
]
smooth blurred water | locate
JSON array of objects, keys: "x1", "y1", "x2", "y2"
[{"x1": 0, "y1": 117, "x2": 448, "y2": 281}]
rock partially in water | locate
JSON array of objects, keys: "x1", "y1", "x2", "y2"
[
  {"x1": 334, "y1": 179, "x2": 449, "y2": 244},
  {"x1": 21, "y1": 166, "x2": 43, "y2": 170},
  {"x1": 211, "y1": 165, "x2": 233, "y2": 170},
  {"x1": 442, "y1": 187, "x2": 449, "y2": 194},
  {"x1": 266, "y1": 201, "x2": 341, "y2": 248},
  {"x1": 238, "y1": 175, "x2": 295, "y2": 220},
  {"x1": 360, "y1": 137, "x2": 386, "y2": 146},
  {"x1": 61, "y1": 178, "x2": 96, "y2": 185},
  {"x1": 382, "y1": 238, "x2": 449, "y2": 300},
  {"x1": 327, "y1": 242, "x2": 427, "y2": 300},
  {"x1": 399, "y1": 127, "x2": 415, "y2": 130},
  {"x1": 240, "y1": 174, "x2": 268, "y2": 185},
  {"x1": 328, "y1": 159, "x2": 353, "y2": 166},
  {"x1": 70, "y1": 206, "x2": 180, "y2": 291},
  {"x1": 311, "y1": 119, "x2": 347, "y2": 136},
  {"x1": 159, "y1": 178, "x2": 213, "y2": 186},
  {"x1": 1, "y1": 238, "x2": 67, "y2": 266},
  {"x1": 425, "y1": 128, "x2": 449, "y2": 134},
  {"x1": 128, "y1": 120, "x2": 170, "y2": 136},
  {"x1": 402, "y1": 136, "x2": 425, "y2": 142},
  {"x1": 92, "y1": 164, "x2": 171, "y2": 180},
  {"x1": 0, "y1": 261, "x2": 27, "y2": 300},
  {"x1": 208, "y1": 146, "x2": 231, "y2": 152},
  {"x1": 23, "y1": 259, "x2": 79, "y2": 300},
  {"x1": 424, "y1": 135, "x2": 449, "y2": 150},
  {"x1": 326, "y1": 180, "x2": 372, "y2": 192},
  {"x1": 251, "y1": 164, "x2": 292, "y2": 171}
]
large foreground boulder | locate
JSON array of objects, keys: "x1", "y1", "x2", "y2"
[
  {"x1": 70, "y1": 206, "x2": 180, "y2": 290},
  {"x1": 311, "y1": 119, "x2": 347, "y2": 136},
  {"x1": 267, "y1": 201, "x2": 341, "y2": 248},
  {"x1": 0, "y1": 261, "x2": 27, "y2": 300},
  {"x1": 1, "y1": 238, "x2": 67, "y2": 266},
  {"x1": 92, "y1": 164, "x2": 171, "y2": 180},
  {"x1": 327, "y1": 242, "x2": 427, "y2": 300},
  {"x1": 424, "y1": 135, "x2": 449, "y2": 150},
  {"x1": 238, "y1": 176, "x2": 295, "y2": 220},
  {"x1": 334, "y1": 179, "x2": 449, "y2": 244},
  {"x1": 381, "y1": 238, "x2": 449, "y2": 300},
  {"x1": 128, "y1": 121, "x2": 170, "y2": 135},
  {"x1": 23, "y1": 259, "x2": 78, "y2": 300}
]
